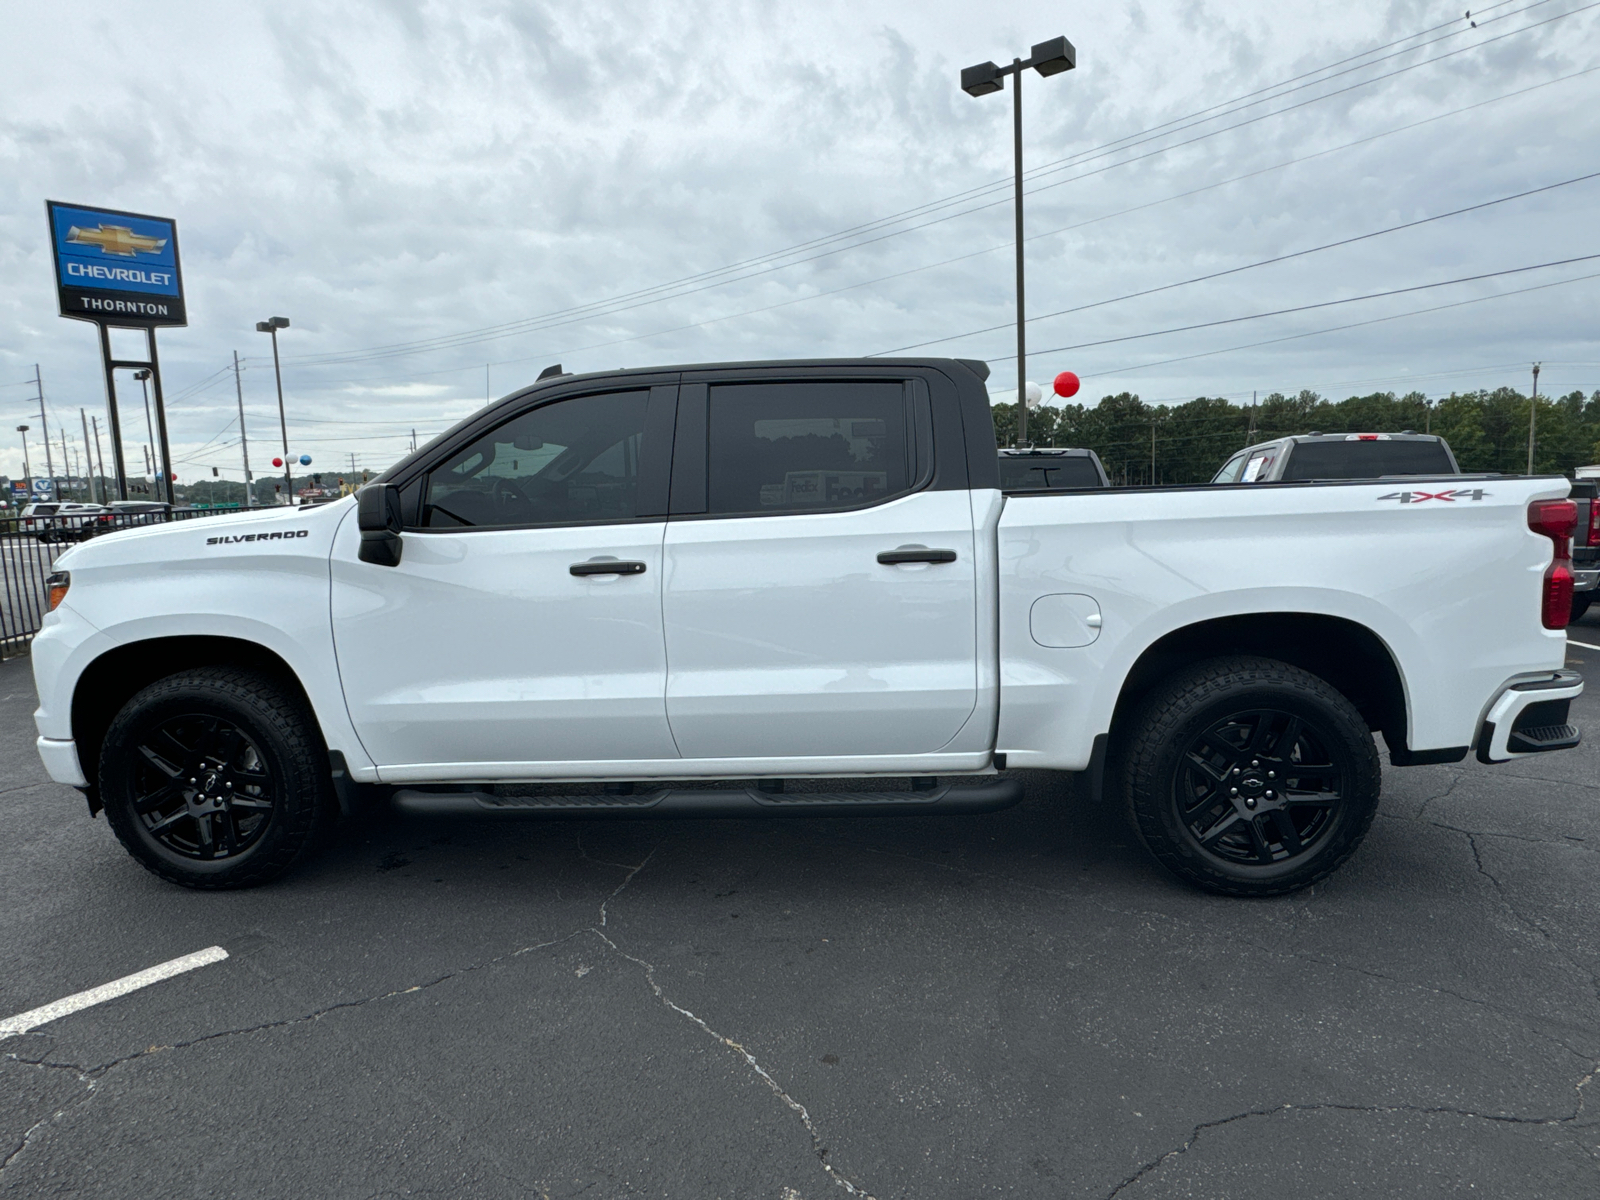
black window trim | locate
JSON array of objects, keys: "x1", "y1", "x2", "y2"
[
  {"x1": 406, "y1": 382, "x2": 678, "y2": 534},
  {"x1": 668, "y1": 371, "x2": 939, "y2": 522}
]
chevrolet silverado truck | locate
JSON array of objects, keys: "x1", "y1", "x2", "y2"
[{"x1": 30, "y1": 358, "x2": 1583, "y2": 896}]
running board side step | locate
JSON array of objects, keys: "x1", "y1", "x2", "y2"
[{"x1": 391, "y1": 778, "x2": 1023, "y2": 819}]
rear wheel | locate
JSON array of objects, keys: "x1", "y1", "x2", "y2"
[
  {"x1": 1121, "y1": 656, "x2": 1381, "y2": 897},
  {"x1": 100, "y1": 668, "x2": 332, "y2": 889},
  {"x1": 1571, "y1": 592, "x2": 1592, "y2": 624}
]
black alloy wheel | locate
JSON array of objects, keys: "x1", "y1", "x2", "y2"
[
  {"x1": 101, "y1": 667, "x2": 333, "y2": 889},
  {"x1": 130, "y1": 714, "x2": 278, "y2": 861},
  {"x1": 1174, "y1": 709, "x2": 1343, "y2": 868},
  {"x1": 1122, "y1": 655, "x2": 1381, "y2": 897}
]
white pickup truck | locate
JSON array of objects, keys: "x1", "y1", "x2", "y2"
[{"x1": 30, "y1": 358, "x2": 1583, "y2": 896}]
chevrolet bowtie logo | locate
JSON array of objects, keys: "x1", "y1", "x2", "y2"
[{"x1": 66, "y1": 224, "x2": 167, "y2": 257}]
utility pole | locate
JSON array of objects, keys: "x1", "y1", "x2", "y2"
[
  {"x1": 34, "y1": 366, "x2": 55, "y2": 494},
  {"x1": 1245, "y1": 391, "x2": 1257, "y2": 447},
  {"x1": 80, "y1": 410, "x2": 95, "y2": 503},
  {"x1": 486, "y1": 364, "x2": 490, "y2": 403},
  {"x1": 232, "y1": 351, "x2": 254, "y2": 507},
  {"x1": 16, "y1": 426, "x2": 31, "y2": 492},
  {"x1": 58, "y1": 428, "x2": 70, "y2": 499},
  {"x1": 71, "y1": 444, "x2": 82, "y2": 500},
  {"x1": 1150, "y1": 417, "x2": 1157, "y2": 485},
  {"x1": 411, "y1": 428, "x2": 417, "y2": 453},
  {"x1": 91, "y1": 415, "x2": 108, "y2": 503},
  {"x1": 1527, "y1": 362, "x2": 1541, "y2": 475}
]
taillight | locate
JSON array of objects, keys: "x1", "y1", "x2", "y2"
[
  {"x1": 1589, "y1": 500, "x2": 1600, "y2": 547},
  {"x1": 46, "y1": 571, "x2": 70, "y2": 612},
  {"x1": 1528, "y1": 499, "x2": 1577, "y2": 629}
]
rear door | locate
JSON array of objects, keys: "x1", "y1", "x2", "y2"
[{"x1": 660, "y1": 371, "x2": 980, "y2": 760}]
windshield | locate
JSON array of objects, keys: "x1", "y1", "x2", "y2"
[
  {"x1": 998, "y1": 455, "x2": 1103, "y2": 489},
  {"x1": 1281, "y1": 440, "x2": 1455, "y2": 481}
]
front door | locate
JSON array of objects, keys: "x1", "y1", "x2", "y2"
[
  {"x1": 332, "y1": 386, "x2": 679, "y2": 773},
  {"x1": 662, "y1": 377, "x2": 979, "y2": 760}
]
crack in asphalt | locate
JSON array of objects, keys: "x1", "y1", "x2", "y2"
[
  {"x1": 838, "y1": 831, "x2": 1600, "y2": 1059},
  {"x1": 578, "y1": 840, "x2": 876, "y2": 1199},
  {"x1": 1103, "y1": 1073, "x2": 1599, "y2": 1199},
  {"x1": 2, "y1": 836, "x2": 873, "y2": 1198},
  {"x1": 1411, "y1": 769, "x2": 1464, "y2": 821}
]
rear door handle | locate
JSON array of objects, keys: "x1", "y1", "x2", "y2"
[
  {"x1": 877, "y1": 548, "x2": 957, "y2": 565},
  {"x1": 570, "y1": 560, "x2": 647, "y2": 576}
]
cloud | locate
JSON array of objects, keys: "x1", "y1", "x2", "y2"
[{"x1": 0, "y1": 0, "x2": 1597, "y2": 484}]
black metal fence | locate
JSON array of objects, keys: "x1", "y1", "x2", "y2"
[{"x1": 0, "y1": 507, "x2": 277, "y2": 657}]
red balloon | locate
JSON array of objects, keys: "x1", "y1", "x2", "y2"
[
  {"x1": 1053, "y1": 371, "x2": 1081, "y2": 399},
  {"x1": 271, "y1": 457, "x2": 283, "y2": 468},
  {"x1": 170, "y1": 472, "x2": 178, "y2": 481}
]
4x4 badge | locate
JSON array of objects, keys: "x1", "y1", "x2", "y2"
[{"x1": 1376, "y1": 489, "x2": 1489, "y2": 503}]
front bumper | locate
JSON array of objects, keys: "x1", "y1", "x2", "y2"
[
  {"x1": 36, "y1": 737, "x2": 89, "y2": 787},
  {"x1": 1477, "y1": 670, "x2": 1583, "y2": 763}
]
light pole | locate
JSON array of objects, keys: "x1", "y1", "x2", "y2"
[
  {"x1": 16, "y1": 425, "x2": 31, "y2": 493},
  {"x1": 961, "y1": 36, "x2": 1075, "y2": 447},
  {"x1": 255, "y1": 316, "x2": 292, "y2": 503}
]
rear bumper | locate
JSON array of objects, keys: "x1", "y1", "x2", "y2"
[
  {"x1": 36, "y1": 737, "x2": 89, "y2": 787},
  {"x1": 1476, "y1": 670, "x2": 1583, "y2": 764},
  {"x1": 1574, "y1": 568, "x2": 1600, "y2": 593}
]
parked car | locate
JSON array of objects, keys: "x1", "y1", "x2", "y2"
[
  {"x1": 34, "y1": 358, "x2": 1581, "y2": 897},
  {"x1": 21, "y1": 501, "x2": 108, "y2": 542},
  {"x1": 1212, "y1": 432, "x2": 1461, "y2": 483},
  {"x1": 94, "y1": 501, "x2": 174, "y2": 535},
  {"x1": 1569, "y1": 480, "x2": 1598, "y2": 621},
  {"x1": 998, "y1": 447, "x2": 1108, "y2": 490}
]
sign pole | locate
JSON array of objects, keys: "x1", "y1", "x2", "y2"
[
  {"x1": 34, "y1": 366, "x2": 55, "y2": 491},
  {"x1": 93, "y1": 324, "x2": 131, "y2": 500},
  {"x1": 80, "y1": 409, "x2": 95, "y2": 503},
  {"x1": 146, "y1": 329, "x2": 176, "y2": 506}
]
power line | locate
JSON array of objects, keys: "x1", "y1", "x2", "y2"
[
  {"x1": 874, "y1": 168, "x2": 1600, "y2": 355},
  {"x1": 269, "y1": 0, "x2": 1590, "y2": 372},
  {"x1": 1060, "y1": 264, "x2": 1600, "y2": 379}
]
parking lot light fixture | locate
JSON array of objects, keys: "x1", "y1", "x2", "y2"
[
  {"x1": 255, "y1": 317, "x2": 292, "y2": 503},
  {"x1": 961, "y1": 35, "x2": 1076, "y2": 446}
]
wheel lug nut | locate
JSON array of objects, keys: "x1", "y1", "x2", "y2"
[
  {"x1": 1230, "y1": 787, "x2": 1239, "y2": 796},
  {"x1": 1245, "y1": 797, "x2": 1258, "y2": 809},
  {"x1": 1266, "y1": 790, "x2": 1275, "y2": 799},
  {"x1": 1233, "y1": 768, "x2": 1241, "y2": 775},
  {"x1": 1251, "y1": 760, "x2": 1259, "y2": 767},
  {"x1": 1268, "y1": 771, "x2": 1275, "y2": 779}
]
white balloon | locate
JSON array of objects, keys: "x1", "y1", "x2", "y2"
[{"x1": 1024, "y1": 381, "x2": 1043, "y2": 409}]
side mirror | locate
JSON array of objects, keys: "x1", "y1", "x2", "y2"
[{"x1": 356, "y1": 484, "x2": 403, "y2": 567}]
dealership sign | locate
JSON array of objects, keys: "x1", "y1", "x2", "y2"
[{"x1": 46, "y1": 201, "x2": 186, "y2": 326}]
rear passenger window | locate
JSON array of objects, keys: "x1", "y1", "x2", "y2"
[
  {"x1": 706, "y1": 382, "x2": 912, "y2": 516},
  {"x1": 1212, "y1": 453, "x2": 1247, "y2": 484}
]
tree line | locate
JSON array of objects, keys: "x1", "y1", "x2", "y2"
[{"x1": 992, "y1": 386, "x2": 1600, "y2": 485}]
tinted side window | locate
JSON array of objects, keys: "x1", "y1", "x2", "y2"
[
  {"x1": 1279, "y1": 440, "x2": 1456, "y2": 481},
  {"x1": 999, "y1": 456, "x2": 1103, "y2": 489},
  {"x1": 706, "y1": 382, "x2": 911, "y2": 516},
  {"x1": 424, "y1": 391, "x2": 649, "y2": 528}
]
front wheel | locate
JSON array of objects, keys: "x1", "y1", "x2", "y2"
[
  {"x1": 100, "y1": 668, "x2": 333, "y2": 889},
  {"x1": 1121, "y1": 655, "x2": 1381, "y2": 897}
]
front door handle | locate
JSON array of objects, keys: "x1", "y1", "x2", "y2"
[
  {"x1": 877, "y1": 547, "x2": 957, "y2": 565},
  {"x1": 570, "y1": 560, "x2": 647, "y2": 577}
]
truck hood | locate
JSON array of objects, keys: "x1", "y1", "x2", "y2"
[{"x1": 51, "y1": 498, "x2": 356, "y2": 573}]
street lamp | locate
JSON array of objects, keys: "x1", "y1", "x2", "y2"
[
  {"x1": 16, "y1": 425, "x2": 31, "y2": 493},
  {"x1": 962, "y1": 35, "x2": 1076, "y2": 446},
  {"x1": 255, "y1": 316, "x2": 292, "y2": 503},
  {"x1": 133, "y1": 369, "x2": 157, "y2": 494}
]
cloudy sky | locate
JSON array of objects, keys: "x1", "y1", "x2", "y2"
[{"x1": 2, "y1": 0, "x2": 1597, "y2": 487}]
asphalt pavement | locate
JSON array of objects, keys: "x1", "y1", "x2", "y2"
[{"x1": 2, "y1": 628, "x2": 1599, "y2": 1199}]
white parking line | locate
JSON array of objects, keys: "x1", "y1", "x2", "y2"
[
  {"x1": 1568, "y1": 639, "x2": 1600, "y2": 652},
  {"x1": 0, "y1": 946, "x2": 228, "y2": 1040}
]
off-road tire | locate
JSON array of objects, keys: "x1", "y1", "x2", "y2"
[
  {"x1": 1121, "y1": 655, "x2": 1381, "y2": 897},
  {"x1": 100, "y1": 668, "x2": 333, "y2": 889}
]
